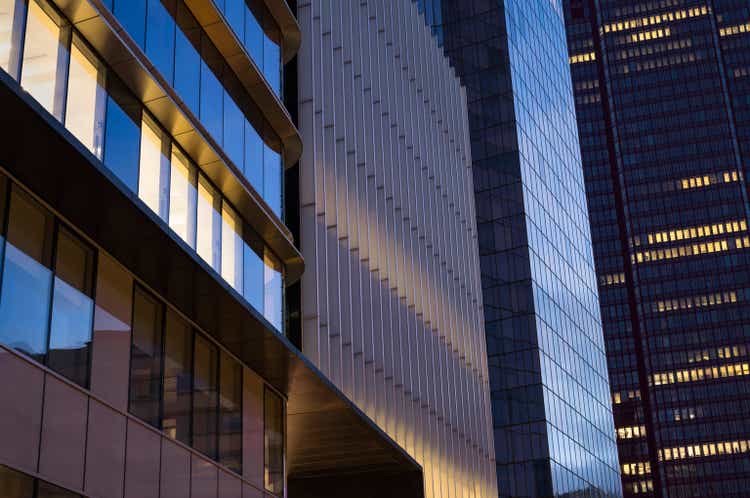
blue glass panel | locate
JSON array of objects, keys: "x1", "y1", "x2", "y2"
[
  {"x1": 47, "y1": 277, "x2": 94, "y2": 386},
  {"x1": 224, "y1": 0, "x2": 244, "y2": 42},
  {"x1": 145, "y1": 0, "x2": 175, "y2": 84},
  {"x1": 114, "y1": 0, "x2": 147, "y2": 48},
  {"x1": 242, "y1": 241, "x2": 263, "y2": 313},
  {"x1": 0, "y1": 244, "x2": 53, "y2": 361},
  {"x1": 263, "y1": 144, "x2": 281, "y2": 216},
  {"x1": 244, "y1": 7, "x2": 263, "y2": 69},
  {"x1": 200, "y1": 60, "x2": 223, "y2": 144},
  {"x1": 104, "y1": 94, "x2": 141, "y2": 192},
  {"x1": 263, "y1": 36, "x2": 280, "y2": 96},
  {"x1": 174, "y1": 28, "x2": 200, "y2": 116},
  {"x1": 222, "y1": 93, "x2": 244, "y2": 170},
  {"x1": 243, "y1": 120, "x2": 263, "y2": 193}
]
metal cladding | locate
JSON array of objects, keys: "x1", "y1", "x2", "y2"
[{"x1": 297, "y1": 0, "x2": 497, "y2": 496}]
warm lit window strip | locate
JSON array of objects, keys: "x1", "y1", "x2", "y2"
[
  {"x1": 720, "y1": 22, "x2": 750, "y2": 37},
  {"x1": 632, "y1": 236, "x2": 750, "y2": 264},
  {"x1": 621, "y1": 461, "x2": 651, "y2": 476},
  {"x1": 569, "y1": 51, "x2": 596, "y2": 64},
  {"x1": 651, "y1": 291, "x2": 739, "y2": 313},
  {"x1": 617, "y1": 425, "x2": 647, "y2": 440},
  {"x1": 617, "y1": 51, "x2": 699, "y2": 74},
  {"x1": 629, "y1": 27, "x2": 671, "y2": 43},
  {"x1": 613, "y1": 389, "x2": 641, "y2": 405},
  {"x1": 677, "y1": 170, "x2": 741, "y2": 190},
  {"x1": 686, "y1": 344, "x2": 748, "y2": 364},
  {"x1": 633, "y1": 220, "x2": 748, "y2": 247},
  {"x1": 599, "y1": 272, "x2": 625, "y2": 286},
  {"x1": 659, "y1": 439, "x2": 750, "y2": 462},
  {"x1": 651, "y1": 362, "x2": 750, "y2": 386},
  {"x1": 630, "y1": 480, "x2": 654, "y2": 495},
  {"x1": 603, "y1": 6, "x2": 709, "y2": 33}
]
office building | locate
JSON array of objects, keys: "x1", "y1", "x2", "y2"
[
  {"x1": 0, "y1": 0, "x2": 439, "y2": 497},
  {"x1": 295, "y1": 1, "x2": 498, "y2": 497},
  {"x1": 415, "y1": 0, "x2": 624, "y2": 497},
  {"x1": 564, "y1": 1, "x2": 750, "y2": 497}
]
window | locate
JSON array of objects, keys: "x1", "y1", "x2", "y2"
[
  {"x1": 219, "y1": 350, "x2": 242, "y2": 473},
  {"x1": 145, "y1": 0, "x2": 175, "y2": 83},
  {"x1": 47, "y1": 227, "x2": 95, "y2": 387},
  {"x1": 103, "y1": 78, "x2": 141, "y2": 191},
  {"x1": 0, "y1": 0, "x2": 25, "y2": 77},
  {"x1": 0, "y1": 187, "x2": 54, "y2": 363},
  {"x1": 193, "y1": 333, "x2": 218, "y2": 459},
  {"x1": 163, "y1": 309, "x2": 193, "y2": 445},
  {"x1": 64, "y1": 38, "x2": 105, "y2": 158},
  {"x1": 20, "y1": 0, "x2": 67, "y2": 118},
  {"x1": 264, "y1": 249, "x2": 283, "y2": 330},
  {"x1": 221, "y1": 203, "x2": 243, "y2": 292},
  {"x1": 263, "y1": 145, "x2": 282, "y2": 217},
  {"x1": 199, "y1": 56, "x2": 223, "y2": 145},
  {"x1": 168, "y1": 148, "x2": 197, "y2": 247},
  {"x1": 173, "y1": 8, "x2": 200, "y2": 115},
  {"x1": 113, "y1": 0, "x2": 146, "y2": 48},
  {"x1": 138, "y1": 118, "x2": 169, "y2": 219},
  {"x1": 197, "y1": 176, "x2": 220, "y2": 270},
  {"x1": 264, "y1": 388, "x2": 284, "y2": 495},
  {"x1": 243, "y1": 236, "x2": 264, "y2": 313},
  {"x1": 223, "y1": 92, "x2": 244, "y2": 169},
  {"x1": 244, "y1": 119, "x2": 264, "y2": 193},
  {"x1": 129, "y1": 286, "x2": 164, "y2": 428},
  {"x1": 263, "y1": 31, "x2": 280, "y2": 96}
]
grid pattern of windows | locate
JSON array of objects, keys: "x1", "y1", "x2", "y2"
[
  {"x1": 432, "y1": 0, "x2": 622, "y2": 496},
  {"x1": 564, "y1": 0, "x2": 750, "y2": 497},
  {"x1": 0, "y1": 0, "x2": 283, "y2": 329}
]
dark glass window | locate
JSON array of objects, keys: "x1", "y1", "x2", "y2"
[
  {"x1": 113, "y1": 0, "x2": 146, "y2": 48},
  {"x1": 243, "y1": 4, "x2": 263, "y2": 69},
  {"x1": 264, "y1": 387, "x2": 284, "y2": 495},
  {"x1": 173, "y1": 8, "x2": 200, "y2": 116},
  {"x1": 193, "y1": 333, "x2": 218, "y2": 459},
  {"x1": 263, "y1": 145, "x2": 281, "y2": 217},
  {"x1": 0, "y1": 187, "x2": 54, "y2": 363},
  {"x1": 47, "y1": 227, "x2": 95, "y2": 387},
  {"x1": 145, "y1": 0, "x2": 175, "y2": 84},
  {"x1": 0, "y1": 464, "x2": 33, "y2": 498},
  {"x1": 244, "y1": 120, "x2": 263, "y2": 193},
  {"x1": 163, "y1": 309, "x2": 192, "y2": 445},
  {"x1": 219, "y1": 350, "x2": 242, "y2": 474},
  {"x1": 199, "y1": 57, "x2": 223, "y2": 145},
  {"x1": 223, "y1": 92, "x2": 244, "y2": 170},
  {"x1": 103, "y1": 79, "x2": 141, "y2": 192},
  {"x1": 129, "y1": 286, "x2": 164, "y2": 428}
]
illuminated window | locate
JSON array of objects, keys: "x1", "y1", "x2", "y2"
[
  {"x1": 0, "y1": 0, "x2": 24, "y2": 77},
  {"x1": 197, "y1": 176, "x2": 221, "y2": 271},
  {"x1": 221, "y1": 203, "x2": 243, "y2": 292},
  {"x1": 168, "y1": 149, "x2": 197, "y2": 248},
  {"x1": 64, "y1": 38, "x2": 105, "y2": 158},
  {"x1": 138, "y1": 118, "x2": 169, "y2": 220},
  {"x1": 21, "y1": 0, "x2": 65, "y2": 118}
]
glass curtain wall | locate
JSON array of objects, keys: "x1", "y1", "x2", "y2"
[{"x1": 0, "y1": 0, "x2": 283, "y2": 330}]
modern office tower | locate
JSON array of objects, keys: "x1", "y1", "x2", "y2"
[
  {"x1": 413, "y1": 1, "x2": 623, "y2": 497},
  {"x1": 564, "y1": 1, "x2": 750, "y2": 497},
  {"x1": 0, "y1": 0, "x2": 425, "y2": 497},
  {"x1": 295, "y1": 1, "x2": 498, "y2": 497}
]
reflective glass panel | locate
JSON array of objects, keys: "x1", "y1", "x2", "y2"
[
  {"x1": 173, "y1": 22, "x2": 199, "y2": 115},
  {"x1": 199, "y1": 58, "x2": 223, "y2": 144},
  {"x1": 163, "y1": 309, "x2": 193, "y2": 445},
  {"x1": 264, "y1": 388, "x2": 284, "y2": 494},
  {"x1": 221, "y1": 203, "x2": 242, "y2": 292},
  {"x1": 103, "y1": 80, "x2": 141, "y2": 191},
  {"x1": 145, "y1": 0, "x2": 175, "y2": 83},
  {"x1": 193, "y1": 333, "x2": 218, "y2": 459},
  {"x1": 264, "y1": 249, "x2": 282, "y2": 330},
  {"x1": 47, "y1": 227, "x2": 94, "y2": 387},
  {"x1": 197, "y1": 176, "x2": 220, "y2": 270},
  {"x1": 223, "y1": 92, "x2": 244, "y2": 169},
  {"x1": 219, "y1": 350, "x2": 242, "y2": 474},
  {"x1": 0, "y1": 188, "x2": 53, "y2": 362},
  {"x1": 21, "y1": 0, "x2": 64, "y2": 117},
  {"x1": 263, "y1": 145, "x2": 281, "y2": 217},
  {"x1": 64, "y1": 40, "x2": 105, "y2": 158},
  {"x1": 113, "y1": 0, "x2": 146, "y2": 48},
  {"x1": 129, "y1": 286, "x2": 163, "y2": 428},
  {"x1": 263, "y1": 33, "x2": 280, "y2": 96},
  {"x1": 168, "y1": 148, "x2": 197, "y2": 247},
  {"x1": 138, "y1": 118, "x2": 169, "y2": 219},
  {"x1": 244, "y1": 120, "x2": 263, "y2": 193}
]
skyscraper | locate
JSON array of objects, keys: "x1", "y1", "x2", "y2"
[
  {"x1": 415, "y1": 1, "x2": 623, "y2": 497},
  {"x1": 0, "y1": 0, "x2": 466, "y2": 497},
  {"x1": 564, "y1": 1, "x2": 750, "y2": 497},
  {"x1": 295, "y1": 0, "x2": 497, "y2": 496}
]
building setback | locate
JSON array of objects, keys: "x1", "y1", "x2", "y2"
[
  {"x1": 415, "y1": 0, "x2": 623, "y2": 497},
  {"x1": 0, "y1": 0, "x2": 429, "y2": 497},
  {"x1": 295, "y1": 0, "x2": 497, "y2": 497},
  {"x1": 564, "y1": 1, "x2": 750, "y2": 497}
]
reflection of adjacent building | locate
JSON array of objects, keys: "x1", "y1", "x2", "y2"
[
  {"x1": 564, "y1": 1, "x2": 750, "y2": 497},
  {"x1": 0, "y1": 0, "x2": 426, "y2": 497}
]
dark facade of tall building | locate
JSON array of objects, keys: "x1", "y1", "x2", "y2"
[
  {"x1": 416, "y1": 1, "x2": 622, "y2": 497},
  {"x1": 564, "y1": 1, "x2": 750, "y2": 497}
]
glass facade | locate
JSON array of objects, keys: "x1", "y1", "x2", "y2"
[
  {"x1": 0, "y1": 0, "x2": 283, "y2": 329},
  {"x1": 0, "y1": 464, "x2": 80, "y2": 498},
  {"x1": 564, "y1": 1, "x2": 750, "y2": 497},
  {"x1": 422, "y1": 0, "x2": 622, "y2": 496}
]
